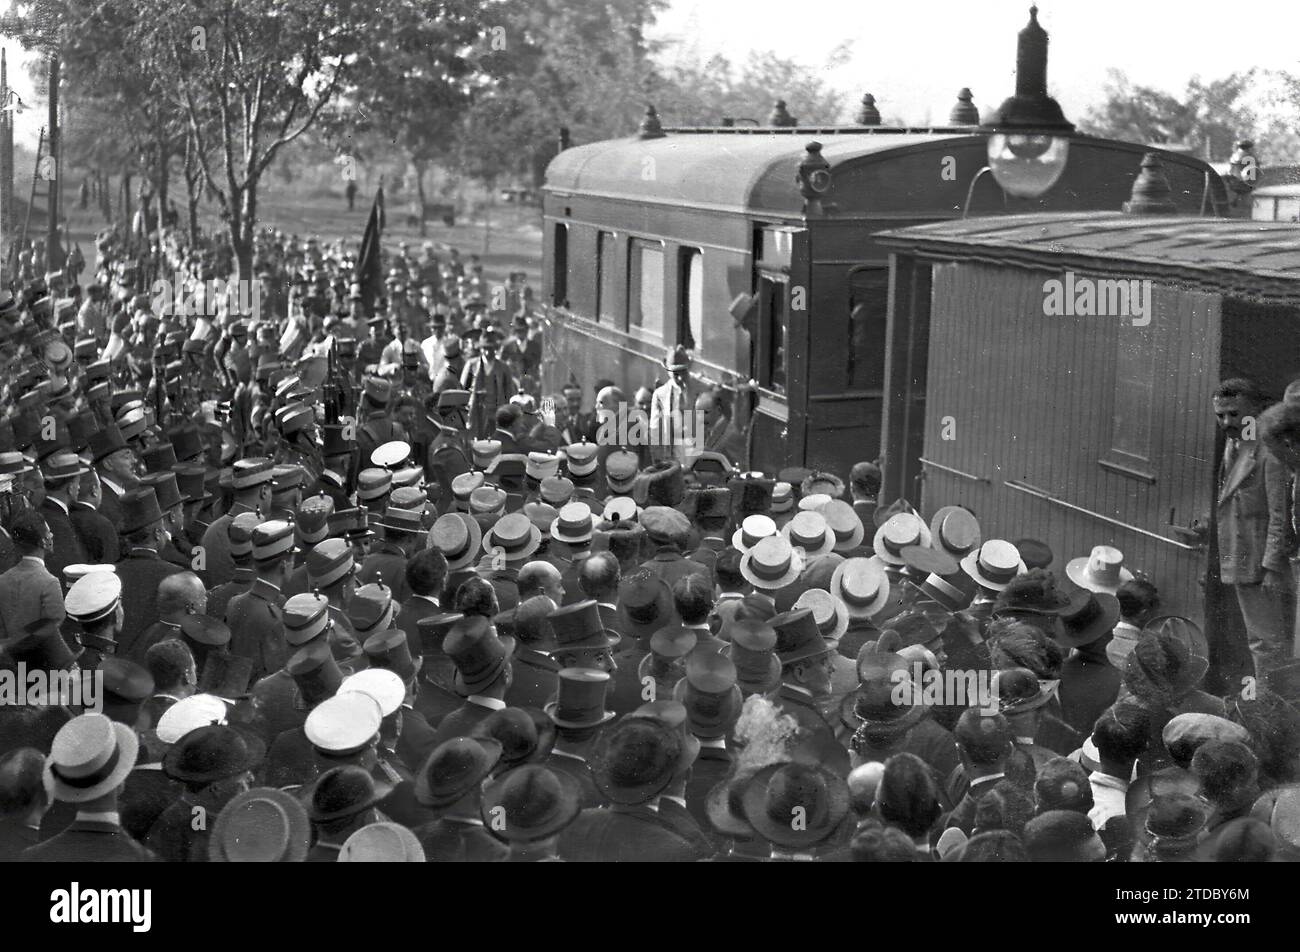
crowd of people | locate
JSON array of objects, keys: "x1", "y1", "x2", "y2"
[{"x1": 0, "y1": 220, "x2": 1295, "y2": 864}]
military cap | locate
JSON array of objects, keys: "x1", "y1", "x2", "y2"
[
  {"x1": 296, "y1": 494, "x2": 335, "y2": 546},
  {"x1": 604, "y1": 449, "x2": 640, "y2": 492},
  {"x1": 389, "y1": 486, "x2": 428, "y2": 512},
  {"x1": 85, "y1": 359, "x2": 112, "y2": 383},
  {"x1": 390, "y1": 467, "x2": 424, "y2": 491},
  {"x1": 538, "y1": 476, "x2": 574, "y2": 508},
  {"x1": 275, "y1": 404, "x2": 314, "y2": 435},
  {"x1": 371, "y1": 440, "x2": 411, "y2": 469},
  {"x1": 62, "y1": 564, "x2": 115, "y2": 584},
  {"x1": 223, "y1": 512, "x2": 261, "y2": 560},
  {"x1": 563, "y1": 441, "x2": 599, "y2": 478},
  {"x1": 471, "y1": 439, "x2": 503, "y2": 471},
  {"x1": 274, "y1": 375, "x2": 303, "y2": 400},
  {"x1": 329, "y1": 507, "x2": 372, "y2": 542},
  {"x1": 251, "y1": 520, "x2": 295, "y2": 562},
  {"x1": 180, "y1": 615, "x2": 232, "y2": 650},
  {"x1": 523, "y1": 502, "x2": 560, "y2": 540},
  {"x1": 525, "y1": 452, "x2": 560, "y2": 482},
  {"x1": 74, "y1": 338, "x2": 98, "y2": 360},
  {"x1": 270, "y1": 465, "x2": 305, "y2": 496},
  {"x1": 363, "y1": 376, "x2": 392, "y2": 406},
  {"x1": 284, "y1": 593, "x2": 331, "y2": 646},
  {"x1": 64, "y1": 571, "x2": 122, "y2": 624},
  {"x1": 357, "y1": 468, "x2": 392, "y2": 503},
  {"x1": 451, "y1": 471, "x2": 485, "y2": 507},
  {"x1": 436, "y1": 389, "x2": 470, "y2": 412},
  {"x1": 305, "y1": 693, "x2": 383, "y2": 755},
  {"x1": 156, "y1": 694, "x2": 230, "y2": 746},
  {"x1": 349, "y1": 583, "x2": 395, "y2": 636},
  {"x1": 470, "y1": 485, "x2": 508, "y2": 516},
  {"x1": 322, "y1": 423, "x2": 352, "y2": 457},
  {"x1": 362, "y1": 628, "x2": 422, "y2": 684},
  {"x1": 307, "y1": 538, "x2": 355, "y2": 588},
  {"x1": 232, "y1": 457, "x2": 275, "y2": 490},
  {"x1": 338, "y1": 667, "x2": 406, "y2": 718}
]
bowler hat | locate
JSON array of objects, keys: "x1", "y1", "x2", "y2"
[
  {"x1": 163, "y1": 724, "x2": 265, "y2": 785},
  {"x1": 591, "y1": 716, "x2": 682, "y2": 805},
  {"x1": 414, "y1": 737, "x2": 503, "y2": 809},
  {"x1": 473, "y1": 706, "x2": 557, "y2": 768},
  {"x1": 741, "y1": 762, "x2": 849, "y2": 849},
  {"x1": 1058, "y1": 591, "x2": 1121, "y2": 648},
  {"x1": 307, "y1": 765, "x2": 383, "y2": 822},
  {"x1": 481, "y1": 765, "x2": 581, "y2": 843}
]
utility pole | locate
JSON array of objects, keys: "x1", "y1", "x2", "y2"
[
  {"x1": 45, "y1": 54, "x2": 60, "y2": 268},
  {"x1": 0, "y1": 49, "x2": 12, "y2": 280}
]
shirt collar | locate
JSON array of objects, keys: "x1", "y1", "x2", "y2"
[
  {"x1": 416, "y1": 595, "x2": 441, "y2": 608},
  {"x1": 550, "y1": 748, "x2": 586, "y2": 764},
  {"x1": 466, "y1": 695, "x2": 507, "y2": 711},
  {"x1": 1089, "y1": 772, "x2": 1130, "y2": 791},
  {"x1": 76, "y1": 810, "x2": 121, "y2": 825},
  {"x1": 21, "y1": 555, "x2": 44, "y2": 566},
  {"x1": 46, "y1": 497, "x2": 69, "y2": 514}
]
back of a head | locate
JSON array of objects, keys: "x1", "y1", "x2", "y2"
[
  {"x1": 1034, "y1": 757, "x2": 1094, "y2": 815},
  {"x1": 516, "y1": 561, "x2": 560, "y2": 600},
  {"x1": 672, "y1": 572, "x2": 714, "y2": 626},
  {"x1": 454, "y1": 576, "x2": 499, "y2": 618},
  {"x1": 1116, "y1": 577, "x2": 1160, "y2": 623},
  {"x1": 157, "y1": 571, "x2": 203, "y2": 617},
  {"x1": 849, "y1": 461, "x2": 881, "y2": 498},
  {"x1": 715, "y1": 549, "x2": 745, "y2": 592},
  {"x1": 1023, "y1": 810, "x2": 1104, "y2": 862},
  {"x1": 850, "y1": 819, "x2": 918, "y2": 862},
  {"x1": 973, "y1": 780, "x2": 1035, "y2": 837},
  {"x1": 847, "y1": 762, "x2": 886, "y2": 819},
  {"x1": 578, "y1": 552, "x2": 620, "y2": 602},
  {"x1": 876, "y1": 752, "x2": 942, "y2": 839},
  {"x1": 1207, "y1": 817, "x2": 1277, "y2": 862},
  {"x1": 1191, "y1": 740, "x2": 1259, "y2": 809},
  {"x1": 0, "y1": 747, "x2": 47, "y2": 817},
  {"x1": 1092, "y1": 700, "x2": 1150, "y2": 769},
  {"x1": 406, "y1": 548, "x2": 448, "y2": 599},
  {"x1": 958, "y1": 830, "x2": 1028, "y2": 862},
  {"x1": 495, "y1": 404, "x2": 520, "y2": 429},
  {"x1": 10, "y1": 510, "x2": 48, "y2": 551},
  {"x1": 145, "y1": 638, "x2": 195, "y2": 691},
  {"x1": 954, "y1": 710, "x2": 1013, "y2": 768}
]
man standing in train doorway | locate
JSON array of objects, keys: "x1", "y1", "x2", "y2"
[
  {"x1": 1214, "y1": 378, "x2": 1293, "y2": 678},
  {"x1": 650, "y1": 345, "x2": 692, "y2": 464}
]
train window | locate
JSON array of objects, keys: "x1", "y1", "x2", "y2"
[
  {"x1": 597, "y1": 231, "x2": 617, "y2": 323},
  {"x1": 552, "y1": 224, "x2": 568, "y2": 307},
  {"x1": 1109, "y1": 322, "x2": 1155, "y2": 465},
  {"x1": 628, "y1": 238, "x2": 665, "y2": 339},
  {"x1": 679, "y1": 248, "x2": 703, "y2": 350},
  {"x1": 758, "y1": 275, "x2": 788, "y2": 395},
  {"x1": 846, "y1": 269, "x2": 889, "y2": 392}
]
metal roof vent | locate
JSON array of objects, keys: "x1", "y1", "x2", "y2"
[
  {"x1": 769, "y1": 100, "x2": 797, "y2": 127},
  {"x1": 988, "y1": 6, "x2": 1074, "y2": 132},
  {"x1": 1123, "y1": 153, "x2": 1179, "y2": 215},
  {"x1": 950, "y1": 88, "x2": 980, "y2": 125},
  {"x1": 638, "y1": 105, "x2": 665, "y2": 140},
  {"x1": 856, "y1": 94, "x2": 881, "y2": 126}
]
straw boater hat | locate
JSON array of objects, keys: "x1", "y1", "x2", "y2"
[
  {"x1": 781, "y1": 510, "x2": 836, "y2": 558},
  {"x1": 829, "y1": 557, "x2": 891, "y2": 620},
  {"x1": 929, "y1": 505, "x2": 981, "y2": 559},
  {"x1": 482, "y1": 512, "x2": 542, "y2": 564},
  {"x1": 731, "y1": 514, "x2": 777, "y2": 554},
  {"x1": 740, "y1": 536, "x2": 805, "y2": 591},
  {"x1": 960, "y1": 540, "x2": 1027, "y2": 592},
  {"x1": 794, "y1": 588, "x2": 850, "y2": 643},
  {"x1": 1065, "y1": 545, "x2": 1135, "y2": 595},
  {"x1": 45, "y1": 713, "x2": 139, "y2": 804},
  {"x1": 873, "y1": 511, "x2": 933, "y2": 566},
  {"x1": 209, "y1": 787, "x2": 311, "y2": 862}
]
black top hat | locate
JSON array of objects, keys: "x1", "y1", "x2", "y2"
[{"x1": 119, "y1": 487, "x2": 164, "y2": 534}]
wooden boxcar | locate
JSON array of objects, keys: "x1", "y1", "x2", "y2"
[
  {"x1": 876, "y1": 213, "x2": 1300, "y2": 633},
  {"x1": 541, "y1": 127, "x2": 1226, "y2": 476}
]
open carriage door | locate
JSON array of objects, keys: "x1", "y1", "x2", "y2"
[{"x1": 747, "y1": 226, "x2": 808, "y2": 475}]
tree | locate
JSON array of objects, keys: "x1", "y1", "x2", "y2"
[{"x1": 1079, "y1": 68, "x2": 1257, "y2": 162}]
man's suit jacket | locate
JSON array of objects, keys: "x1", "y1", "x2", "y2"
[
  {"x1": 98, "y1": 479, "x2": 125, "y2": 530},
  {"x1": 416, "y1": 816, "x2": 509, "y2": 863},
  {"x1": 120, "y1": 766, "x2": 184, "y2": 841},
  {"x1": 638, "y1": 547, "x2": 710, "y2": 591},
  {"x1": 505, "y1": 649, "x2": 559, "y2": 709},
  {"x1": 684, "y1": 745, "x2": 733, "y2": 840},
  {"x1": 69, "y1": 502, "x2": 120, "y2": 565},
  {"x1": 21, "y1": 817, "x2": 156, "y2": 862},
  {"x1": 1218, "y1": 438, "x2": 1291, "y2": 585},
  {"x1": 115, "y1": 549, "x2": 184, "y2": 663},
  {"x1": 429, "y1": 698, "x2": 499, "y2": 748},
  {"x1": 545, "y1": 750, "x2": 606, "y2": 809},
  {"x1": 359, "y1": 545, "x2": 412, "y2": 604},
  {"x1": 559, "y1": 803, "x2": 704, "y2": 862},
  {"x1": 1059, "y1": 652, "x2": 1122, "y2": 738},
  {"x1": 39, "y1": 498, "x2": 86, "y2": 583},
  {"x1": 0, "y1": 557, "x2": 65, "y2": 642}
]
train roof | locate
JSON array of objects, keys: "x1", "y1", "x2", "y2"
[
  {"x1": 544, "y1": 129, "x2": 977, "y2": 216},
  {"x1": 877, "y1": 213, "x2": 1300, "y2": 302}
]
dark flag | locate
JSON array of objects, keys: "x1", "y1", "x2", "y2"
[{"x1": 355, "y1": 186, "x2": 385, "y2": 316}]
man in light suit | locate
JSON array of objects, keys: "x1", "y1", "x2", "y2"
[
  {"x1": 1214, "y1": 379, "x2": 1292, "y2": 677},
  {"x1": 461, "y1": 328, "x2": 515, "y2": 439},
  {"x1": 650, "y1": 346, "x2": 692, "y2": 464}
]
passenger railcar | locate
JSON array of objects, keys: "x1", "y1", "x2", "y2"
[{"x1": 876, "y1": 210, "x2": 1300, "y2": 660}]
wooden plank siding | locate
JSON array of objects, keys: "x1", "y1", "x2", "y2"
[{"x1": 919, "y1": 259, "x2": 1218, "y2": 621}]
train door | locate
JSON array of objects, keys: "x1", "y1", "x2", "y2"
[
  {"x1": 1208, "y1": 297, "x2": 1300, "y2": 689},
  {"x1": 748, "y1": 226, "x2": 808, "y2": 475}
]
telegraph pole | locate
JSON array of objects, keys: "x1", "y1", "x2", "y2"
[
  {"x1": 46, "y1": 53, "x2": 60, "y2": 268},
  {"x1": 1, "y1": 48, "x2": 11, "y2": 280}
]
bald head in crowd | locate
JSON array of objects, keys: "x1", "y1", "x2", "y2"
[
  {"x1": 157, "y1": 571, "x2": 206, "y2": 622},
  {"x1": 517, "y1": 561, "x2": 563, "y2": 604},
  {"x1": 579, "y1": 552, "x2": 620, "y2": 603}
]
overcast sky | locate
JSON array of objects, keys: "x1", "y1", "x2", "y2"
[
  {"x1": 0, "y1": 1, "x2": 1294, "y2": 151},
  {"x1": 649, "y1": 0, "x2": 1300, "y2": 125}
]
